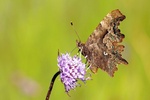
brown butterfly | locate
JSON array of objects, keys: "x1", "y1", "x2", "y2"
[{"x1": 76, "y1": 9, "x2": 128, "y2": 77}]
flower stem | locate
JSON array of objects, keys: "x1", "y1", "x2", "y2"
[{"x1": 45, "y1": 71, "x2": 61, "y2": 100}]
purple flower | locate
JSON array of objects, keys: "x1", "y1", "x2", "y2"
[{"x1": 57, "y1": 53, "x2": 88, "y2": 93}]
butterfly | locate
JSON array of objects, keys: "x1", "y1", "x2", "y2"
[{"x1": 76, "y1": 9, "x2": 128, "y2": 77}]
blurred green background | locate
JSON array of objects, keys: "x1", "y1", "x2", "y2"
[{"x1": 0, "y1": 0, "x2": 150, "y2": 100}]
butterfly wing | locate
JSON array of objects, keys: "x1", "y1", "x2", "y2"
[{"x1": 84, "y1": 9, "x2": 128, "y2": 77}]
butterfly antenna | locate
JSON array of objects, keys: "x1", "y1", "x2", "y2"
[{"x1": 70, "y1": 21, "x2": 81, "y2": 41}]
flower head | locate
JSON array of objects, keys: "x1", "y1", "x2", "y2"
[{"x1": 57, "y1": 53, "x2": 88, "y2": 93}]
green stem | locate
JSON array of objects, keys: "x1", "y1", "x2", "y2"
[{"x1": 45, "y1": 71, "x2": 61, "y2": 100}]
